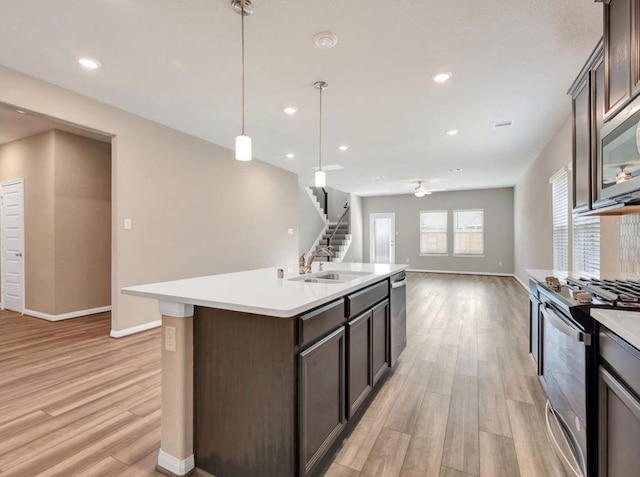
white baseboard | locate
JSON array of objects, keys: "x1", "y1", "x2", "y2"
[
  {"x1": 110, "y1": 319, "x2": 161, "y2": 338},
  {"x1": 406, "y1": 269, "x2": 514, "y2": 277},
  {"x1": 24, "y1": 305, "x2": 111, "y2": 322},
  {"x1": 513, "y1": 274, "x2": 529, "y2": 291},
  {"x1": 157, "y1": 449, "x2": 195, "y2": 476}
]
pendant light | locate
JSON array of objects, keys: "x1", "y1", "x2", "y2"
[
  {"x1": 314, "y1": 81, "x2": 328, "y2": 187},
  {"x1": 232, "y1": 0, "x2": 253, "y2": 161}
]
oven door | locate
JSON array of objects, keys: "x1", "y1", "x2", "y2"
[
  {"x1": 598, "y1": 96, "x2": 640, "y2": 204},
  {"x1": 542, "y1": 303, "x2": 591, "y2": 477}
]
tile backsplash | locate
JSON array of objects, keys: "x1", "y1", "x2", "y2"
[{"x1": 620, "y1": 214, "x2": 640, "y2": 275}]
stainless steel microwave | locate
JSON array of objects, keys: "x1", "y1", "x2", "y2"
[{"x1": 599, "y1": 95, "x2": 640, "y2": 205}]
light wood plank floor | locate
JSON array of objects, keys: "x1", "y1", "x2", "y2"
[
  {"x1": 0, "y1": 273, "x2": 566, "y2": 477},
  {"x1": 0, "y1": 310, "x2": 163, "y2": 477},
  {"x1": 327, "y1": 273, "x2": 568, "y2": 477}
]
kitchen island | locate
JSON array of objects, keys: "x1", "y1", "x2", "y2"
[{"x1": 122, "y1": 263, "x2": 407, "y2": 477}]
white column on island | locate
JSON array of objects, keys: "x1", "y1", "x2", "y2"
[{"x1": 157, "y1": 301, "x2": 195, "y2": 477}]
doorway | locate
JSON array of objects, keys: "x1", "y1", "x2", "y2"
[
  {"x1": 369, "y1": 213, "x2": 395, "y2": 264},
  {"x1": 1, "y1": 179, "x2": 24, "y2": 313}
]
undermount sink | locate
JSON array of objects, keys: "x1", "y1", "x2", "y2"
[{"x1": 289, "y1": 270, "x2": 372, "y2": 284}]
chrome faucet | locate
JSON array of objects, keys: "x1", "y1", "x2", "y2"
[{"x1": 299, "y1": 246, "x2": 334, "y2": 274}]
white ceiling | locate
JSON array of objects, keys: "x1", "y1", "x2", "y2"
[{"x1": 0, "y1": 0, "x2": 602, "y2": 195}]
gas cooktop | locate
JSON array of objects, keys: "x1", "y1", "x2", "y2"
[{"x1": 545, "y1": 276, "x2": 640, "y2": 310}]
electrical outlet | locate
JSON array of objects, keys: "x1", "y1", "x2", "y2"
[
  {"x1": 287, "y1": 228, "x2": 294, "y2": 235},
  {"x1": 124, "y1": 218, "x2": 132, "y2": 230},
  {"x1": 165, "y1": 326, "x2": 177, "y2": 352}
]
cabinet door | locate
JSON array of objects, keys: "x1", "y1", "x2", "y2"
[
  {"x1": 593, "y1": 56, "x2": 606, "y2": 207},
  {"x1": 299, "y1": 327, "x2": 346, "y2": 477},
  {"x1": 599, "y1": 366, "x2": 640, "y2": 476},
  {"x1": 347, "y1": 311, "x2": 373, "y2": 419},
  {"x1": 371, "y1": 299, "x2": 389, "y2": 386},
  {"x1": 573, "y1": 77, "x2": 592, "y2": 211},
  {"x1": 605, "y1": 0, "x2": 633, "y2": 119}
]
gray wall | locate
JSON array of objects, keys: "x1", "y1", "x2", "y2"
[
  {"x1": 343, "y1": 193, "x2": 364, "y2": 262},
  {"x1": 299, "y1": 187, "x2": 326, "y2": 255},
  {"x1": 514, "y1": 115, "x2": 621, "y2": 285},
  {"x1": 0, "y1": 65, "x2": 299, "y2": 333},
  {"x1": 363, "y1": 188, "x2": 515, "y2": 274},
  {"x1": 326, "y1": 186, "x2": 350, "y2": 223}
]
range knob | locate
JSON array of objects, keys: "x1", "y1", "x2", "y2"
[{"x1": 575, "y1": 292, "x2": 593, "y2": 304}]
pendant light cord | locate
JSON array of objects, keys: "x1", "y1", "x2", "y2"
[
  {"x1": 241, "y1": 1, "x2": 246, "y2": 135},
  {"x1": 318, "y1": 85, "x2": 323, "y2": 172}
]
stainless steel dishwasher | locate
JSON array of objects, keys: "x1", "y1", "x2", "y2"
[{"x1": 390, "y1": 272, "x2": 407, "y2": 366}]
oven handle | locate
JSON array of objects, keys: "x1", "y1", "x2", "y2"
[
  {"x1": 542, "y1": 303, "x2": 591, "y2": 346},
  {"x1": 545, "y1": 400, "x2": 584, "y2": 477}
]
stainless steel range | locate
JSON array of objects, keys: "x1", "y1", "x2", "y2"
[{"x1": 535, "y1": 275, "x2": 640, "y2": 477}]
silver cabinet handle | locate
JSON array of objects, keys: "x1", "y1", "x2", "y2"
[
  {"x1": 542, "y1": 303, "x2": 591, "y2": 346},
  {"x1": 391, "y1": 279, "x2": 407, "y2": 289}
]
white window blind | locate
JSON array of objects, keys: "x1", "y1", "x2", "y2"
[
  {"x1": 420, "y1": 211, "x2": 448, "y2": 254},
  {"x1": 551, "y1": 170, "x2": 569, "y2": 271},
  {"x1": 573, "y1": 214, "x2": 600, "y2": 273},
  {"x1": 453, "y1": 210, "x2": 484, "y2": 255}
]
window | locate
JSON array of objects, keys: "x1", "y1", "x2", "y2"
[
  {"x1": 551, "y1": 169, "x2": 569, "y2": 271},
  {"x1": 573, "y1": 214, "x2": 600, "y2": 273},
  {"x1": 420, "y1": 211, "x2": 448, "y2": 255},
  {"x1": 453, "y1": 209, "x2": 484, "y2": 255}
]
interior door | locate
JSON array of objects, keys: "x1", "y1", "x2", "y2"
[
  {"x1": 1, "y1": 180, "x2": 25, "y2": 313},
  {"x1": 369, "y1": 213, "x2": 395, "y2": 264}
]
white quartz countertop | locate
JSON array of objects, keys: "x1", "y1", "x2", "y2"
[
  {"x1": 122, "y1": 263, "x2": 408, "y2": 318},
  {"x1": 592, "y1": 309, "x2": 640, "y2": 351}
]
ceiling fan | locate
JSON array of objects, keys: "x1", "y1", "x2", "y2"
[{"x1": 603, "y1": 164, "x2": 636, "y2": 185}]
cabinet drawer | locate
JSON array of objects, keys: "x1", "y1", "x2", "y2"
[
  {"x1": 347, "y1": 281, "x2": 388, "y2": 319},
  {"x1": 600, "y1": 329, "x2": 640, "y2": 396},
  {"x1": 299, "y1": 299, "x2": 345, "y2": 347}
]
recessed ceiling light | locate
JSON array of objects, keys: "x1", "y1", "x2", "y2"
[
  {"x1": 283, "y1": 107, "x2": 298, "y2": 115},
  {"x1": 432, "y1": 72, "x2": 452, "y2": 83},
  {"x1": 15, "y1": 110, "x2": 26, "y2": 114},
  {"x1": 449, "y1": 167, "x2": 463, "y2": 173},
  {"x1": 77, "y1": 56, "x2": 102, "y2": 69},
  {"x1": 338, "y1": 145, "x2": 349, "y2": 151},
  {"x1": 313, "y1": 31, "x2": 338, "y2": 49},
  {"x1": 286, "y1": 153, "x2": 295, "y2": 159},
  {"x1": 446, "y1": 129, "x2": 459, "y2": 136}
]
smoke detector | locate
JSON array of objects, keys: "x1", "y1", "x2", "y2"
[{"x1": 314, "y1": 31, "x2": 338, "y2": 49}]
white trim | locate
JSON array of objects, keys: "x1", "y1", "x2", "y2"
[
  {"x1": 406, "y1": 269, "x2": 515, "y2": 278},
  {"x1": 157, "y1": 449, "x2": 195, "y2": 476},
  {"x1": 159, "y1": 301, "x2": 194, "y2": 318},
  {"x1": 110, "y1": 319, "x2": 161, "y2": 338},
  {"x1": 1, "y1": 178, "x2": 25, "y2": 314},
  {"x1": 25, "y1": 305, "x2": 111, "y2": 322},
  {"x1": 513, "y1": 274, "x2": 529, "y2": 290},
  {"x1": 549, "y1": 164, "x2": 570, "y2": 184}
]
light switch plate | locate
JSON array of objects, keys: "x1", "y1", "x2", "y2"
[
  {"x1": 287, "y1": 228, "x2": 294, "y2": 235},
  {"x1": 124, "y1": 218, "x2": 132, "y2": 230},
  {"x1": 165, "y1": 326, "x2": 177, "y2": 352}
]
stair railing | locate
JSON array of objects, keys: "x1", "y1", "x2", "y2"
[{"x1": 327, "y1": 202, "x2": 350, "y2": 261}]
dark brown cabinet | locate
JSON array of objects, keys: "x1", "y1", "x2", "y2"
[
  {"x1": 604, "y1": 0, "x2": 633, "y2": 119},
  {"x1": 528, "y1": 280, "x2": 541, "y2": 375},
  {"x1": 299, "y1": 326, "x2": 346, "y2": 477},
  {"x1": 569, "y1": 41, "x2": 604, "y2": 212},
  {"x1": 346, "y1": 312, "x2": 373, "y2": 419},
  {"x1": 573, "y1": 75, "x2": 592, "y2": 211},
  {"x1": 372, "y1": 299, "x2": 389, "y2": 385}
]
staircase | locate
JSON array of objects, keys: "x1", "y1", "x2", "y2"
[{"x1": 316, "y1": 222, "x2": 352, "y2": 262}]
